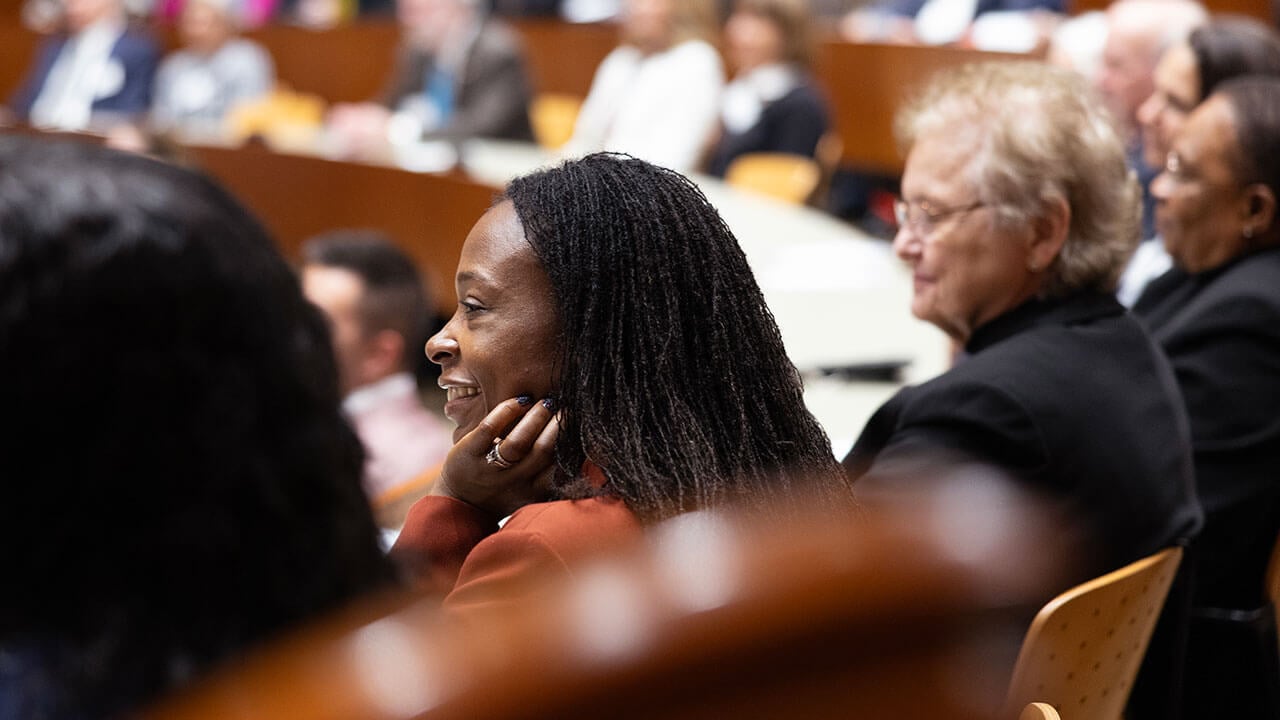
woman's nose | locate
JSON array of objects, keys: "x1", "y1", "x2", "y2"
[
  {"x1": 1151, "y1": 172, "x2": 1172, "y2": 202},
  {"x1": 425, "y1": 320, "x2": 459, "y2": 365},
  {"x1": 892, "y1": 224, "x2": 920, "y2": 262},
  {"x1": 1137, "y1": 93, "x2": 1160, "y2": 128}
]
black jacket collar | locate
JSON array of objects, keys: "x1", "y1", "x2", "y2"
[{"x1": 966, "y1": 291, "x2": 1125, "y2": 355}]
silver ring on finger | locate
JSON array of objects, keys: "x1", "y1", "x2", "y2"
[{"x1": 485, "y1": 438, "x2": 515, "y2": 469}]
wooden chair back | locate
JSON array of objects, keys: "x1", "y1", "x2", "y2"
[
  {"x1": 724, "y1": 152, "x2": 822, "y2": 205},
  {"x1": 1004, "y1": 546, "x2": 1184, "y2": 720},
  {"x1": 148, "y1": 481, "x2": 1073, "y2": 720},
  {"x1": 529, "y1": 92, "x2": 581, "y2": 149},
  {"x1": 1019, "y1": 702, "x2": 1062, "y2": 720}
]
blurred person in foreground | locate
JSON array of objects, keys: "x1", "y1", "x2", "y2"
[
  {"x1": 301, "y1": 231, "x2": 453, "y2": 530},
  {"x1": 326, "y1": 0, "x2": 535, "y2": 159},
  {"x1": 150, "y1": 0, "x2": 275, "y2": 137},
  {"x1": 1138, "y1": 76, "x2": 1280, "y2": 718},
  {"x1": 390, "y1": 153, "x2": 853, "y2": 616},
  {"x1": 1123, "y1": 16, "x2": 1280, "y2": 305},
  {"x1": 6, "y1": 0, "x2": 160, "y2": 132},
  {"x1": 563, "y1": 0, "x2": 724, "y2": 173},
  {"x1": 0, "y1": 137, "x2": 395, "y2": 719},
  {"x1": 704, "y1": 0, "x2": 829, "y2": 178},
  {"x1": 844, "y1": 61, "x2": 1202, "y2": 583}
]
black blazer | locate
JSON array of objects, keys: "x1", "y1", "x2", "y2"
[
  {"x1": 705, "y1": 79, "x2": 829, "y2": 178},
  {"x1": 1135, "y1": 248, "x2": 1280, "y2": 609},
  {"x1": 379, "y1": 19, "x2": 534, "y2": 143},
  {"x1": 844, "y1": 291, "x2": 1203, "y2": 578}
]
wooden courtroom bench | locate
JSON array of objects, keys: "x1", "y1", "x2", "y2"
[
  {"x1": 813, "y1": 41, "x2": 1034, "y2": 175},
  {"x1": 237, "y1": 19, "x2": 617, "y2": 104},
  {"x1": 145, "y1": 483, "x2": 1074, "y2": 720},
  {"x1": 187, "y1": 143, "x2": 496, "y2": 316}
]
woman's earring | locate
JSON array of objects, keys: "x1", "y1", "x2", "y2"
[{"x1": 1244, "y1": 226, "x2": 1255, "y2": 239}]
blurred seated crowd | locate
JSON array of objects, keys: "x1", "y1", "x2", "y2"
[
  {"x1": 4, "y1": 0, "x2": 1158, "y2": 188},
  {"x1": 3, "y1": 0, "x2": 1280, "y2": 719}
]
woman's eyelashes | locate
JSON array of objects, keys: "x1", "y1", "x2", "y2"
[{"x1": 460, "y1": 298, "x2": 486, "y2": 315}]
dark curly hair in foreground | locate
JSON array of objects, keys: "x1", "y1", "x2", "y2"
[
  {"x1": 0, "y1": 137, "x2": 394, "y2": 717},
  {"x1": 504, "y1": 153, "x2": 850, "y2": 523}
]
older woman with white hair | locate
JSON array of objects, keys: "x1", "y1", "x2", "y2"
[
  {"x1": 844, "y1": 61, "x2": 1202, "y2": 580},
  {"x1": 150, "y1": 0, "x2": 274, "y2": 134}
]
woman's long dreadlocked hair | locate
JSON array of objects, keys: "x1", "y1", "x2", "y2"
[{"x1": 505, "y1": 153, "x2": 851, "y2": 523}]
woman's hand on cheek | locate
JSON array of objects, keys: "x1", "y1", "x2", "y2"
[{"x1": 432, "y1": 396, "x2": 560, "y2": 519}]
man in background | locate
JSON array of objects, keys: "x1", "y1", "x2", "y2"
[
  {"x1": 302, "y1": 231, "x2": 452, "y2": 529},
  {"x1": 325, "y1": 0, "x2": 534, "y2": 159},
  {"x1": 7, "y1": 0, "x2": 159, "y2": 131}
]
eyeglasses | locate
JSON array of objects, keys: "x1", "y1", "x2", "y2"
[{"x1": 894, "y1": 198, "x2": 989, "y2": 237}]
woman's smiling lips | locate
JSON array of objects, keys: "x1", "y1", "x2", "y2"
[
  {"x1": 440, "y1": 382, "x2": 481, "y2": 424},
  {"x1": 912, "y1": 272, "x2": 935, "y2": 293}
]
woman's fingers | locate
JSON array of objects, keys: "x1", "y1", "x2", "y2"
[
  {"x1": 490, "y1": 398, "x2": 556, "y2": 466},
  {"x1": 436, "y1": 397, "x2": 560, "y2": 517},
  {"x1": 457, "y1": 397, "x2": 536, "y2": 456},
  {"x1": 457, "y1": 397, "x2": 558, "y2": 467}
]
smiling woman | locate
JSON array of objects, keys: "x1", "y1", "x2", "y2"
[
  {"x1": 1133, "y1": 77, "x2": 1280, "y2": 718},
  {"x1": 391, "y1": 153, "x2": 852, "y2": 612}
]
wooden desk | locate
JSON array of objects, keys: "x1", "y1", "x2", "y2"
[
  {"x1": 187, "y1": 143, "x2": 496, "y2": 315},
  {"x1": 0, "y1": 22, "x2": 42, "y2": 103},
  {"x1": 814, "y1": 41, "x2": 1034, "y2": 174},
  {"x1": 240, "y1": 18, "x2": 617, "y2": 103}
]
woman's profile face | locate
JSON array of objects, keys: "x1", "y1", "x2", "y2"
[
  {"x1": 894, "y1": 131, "x2": 1042, "y2": 342},
  {"x1": 427, "y1": 201, "x2": 560, "y2": 443},
  {"x1": 726, "y1": 11, "x2": 785, "y2": 75},
  {"x1": 1151, "y1": 96, "x2": 1251, "y2": 273},
  {"x1": 1137, "y1": 42, "x2": 1199, "y2": 172},
  {"x1": 624, "y1": 0, "x2": 675, "y2": 53}
]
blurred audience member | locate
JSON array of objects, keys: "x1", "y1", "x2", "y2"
[
  {"x1": 391, "y1": 154, "x2": 852, "y2": 615},
  {"x1": 21, "y1": 0, "x2": 65, "y2": 33},
  {"x1": 1094, "y1": 0, "x2": 1205, "y2": 245},
  {"x1": 285, "y1": 0, "x2": 392, "y2": 26},
  {"x1": 844, "y1": 61, "x2": 1201, "y2": 581},
  {"x1": 151, "y1": 0, "x2": 275, "y2": 137},
  {"x1": 560, "y1": 0, "x2": 618, "y2": 21},
  {"x1": 1046, "y1": 10, "x2": 1106, "y2": 82},
  {"x1": 705, "y1": 0, "x2": 829, "y2": 178},
  {"x1": 7, "y1": 0, "x2": 160, "y2": 132},
  {"x1": 488, "y1": 0, "x2": 560, "y2": 14},
  {"x1": 301, "y1": 232, "x2": 452, "y2": 528},
  {"x1": 326, "y1": 0, "x2": 534, "y2": 159},
  {"x1": 0, "y1": 136, "x2": 394, "y2": 719},
  {"x1": 1136, "y1": 77, "x2": 1280, "y2": 718},
  {"x1": 1121, "y1": 16, "x2": 1280, "y2": 304},
  {"x1": 840, "y1": 0, "x2": 1064, "y2": 50},
  {"x1": 564, "y1": 0, "x2": 723, "y2": 172},
  {"x1": 156, "y1": 0, "x2": 281, "y2": 26}
]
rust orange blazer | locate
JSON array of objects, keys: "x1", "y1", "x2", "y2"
[{"x1": 390, "y1": 489, "x2": 642, "y2": 616}]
